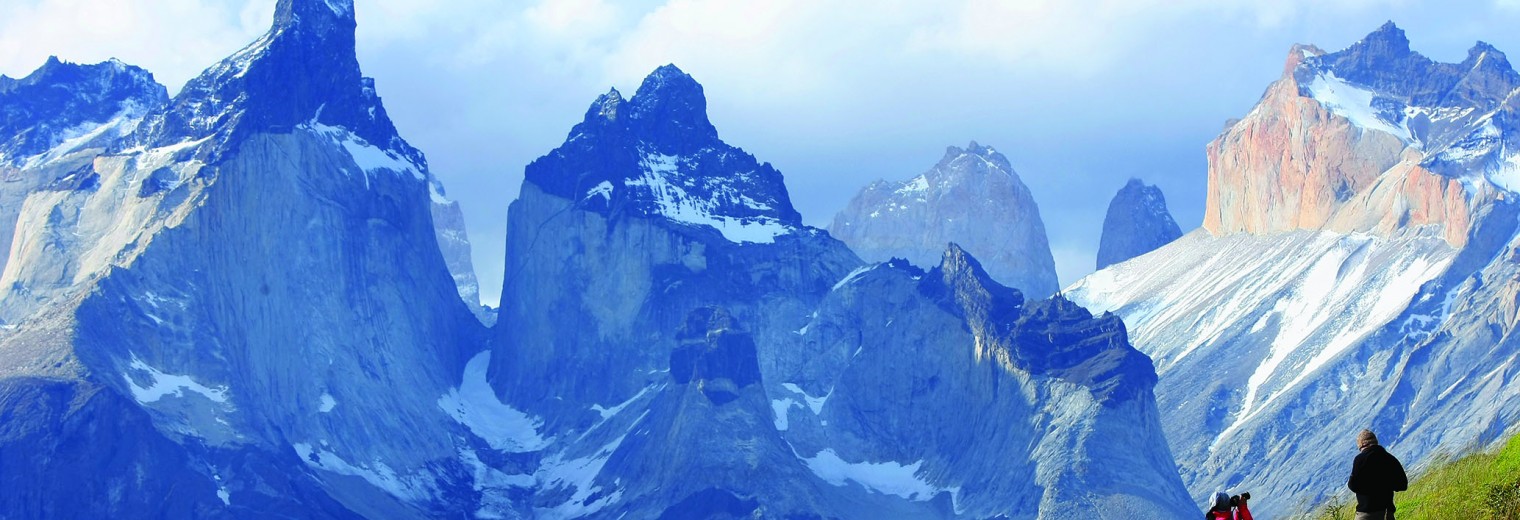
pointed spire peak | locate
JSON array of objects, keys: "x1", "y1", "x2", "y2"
[
  {"x1": 131, "y1": 0, "x2": 414, "y2": 167},
  {"x1": 627, "y1": 64, "x2": 717, "y2": 144},
  {"x1": 274, "y1": 0, "x2": 355, "y2": 28},
  {"x1": 1352, "y1": 21, "x2": 1411, "y2": 56},
  {"x1": 584, "y1": 87, "x2": 624, "y2": 123},
  {"x1": 1465, "y1": 41, "x2": 1512, "y2": 71},
  {"x1": 937, "y1": 242, "x2": 993, "y2": 282},
  {"x1": 942, "y1": 242, "x2": 972, "y2": 263},
  {"x1": 631, "y1": 64, "x2": 705, "y2": 108}
]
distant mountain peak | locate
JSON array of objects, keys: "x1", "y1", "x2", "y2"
[
  {"x1": 1097, "y1": 178, "x2": 1181, "y2": 270},
  {"x1": 830, "y1": 141, "x2": 1057, "y2": 297}
]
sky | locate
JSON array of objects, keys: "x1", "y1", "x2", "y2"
[{"x1": 4, "y1": 0, "x2": 1520, "y2": 306}]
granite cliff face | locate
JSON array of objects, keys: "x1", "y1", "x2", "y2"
[
  {"x1": 830, "y1": 142, "x2": 1059, "y2": 297},
  {"x1": 1071, "y1": 23, "x2": 1520, "y2": 516},
  {"x1": 1096, "y1": 178, "x2": 1182, "y2": 269},
  {"x1": 0, "y1": 0, "x2": 486, "y2": 517},
  {"x1": 428, "y1": 181, "x2": 493, "y2": 324}
]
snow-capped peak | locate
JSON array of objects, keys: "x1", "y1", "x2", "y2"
[
  {"x1": 1293, "y1": 23, "x2": 1520, "y2": 192},
  {"x1": 525, "y1": 65, "x2": 803, "y2": 244},
  {"x1": 130, "y1": 0, "x2": 422, "y2": 172}
]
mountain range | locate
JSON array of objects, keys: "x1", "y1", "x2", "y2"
[
  {"x1": 0, "y1": 0, "x2": 1196, "y2": 518},
  {"x1": 1069, "y1": 21, "x2": 1520, "y2": 516},
  {"x1": 3, "y1": 3, "x2": 1517, "y2": 518}
]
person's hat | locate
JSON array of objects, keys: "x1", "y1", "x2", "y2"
[{"x1": 1358, "y1": 429, "x2": 1379, "y2": 449}]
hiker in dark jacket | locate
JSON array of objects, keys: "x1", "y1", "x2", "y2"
[{"x1": 1347, "y1": 429, "x2": 1408, "y2": 520}]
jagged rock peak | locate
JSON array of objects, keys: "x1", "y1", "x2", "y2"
[
  {"x1": 584, "y1": 87, "x2": 623, "y2": 123},
  {"x1": 920, "y1": 243, "x2": 1154, "y2": 403},
  {"x1": 1097, "y1": 178, "x2": 1182, "y2": 270},
  {"x1": 1296, "y1": 21, "x2": 1520, "y2": 108},
  {"x1": 132, "y1": 0, "x2": 421, "y2": 169},
  {"x1": 0, "y1": 56, "x2": 167, "y2": 164},
  {"x1": 572, "y1": 64, "x2": 719, "y2": 147},
  {"x1": 274, "y1": 0, "x2": 355, "y2": 26},
  {"x1": 1357, "y1": 21, "x2": 1411, "y2": 56},
  {"x1": 524, "y1": 64, "x2": 802, "y2": 243},
  {"x1": 628, "y1": 64, "x2": 717, "y2": 140},
  {"x1": 921, "y1": 242, "x2": 1025, "y2": 326}
]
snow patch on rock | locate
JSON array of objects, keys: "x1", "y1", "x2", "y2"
[
  {"x1": 123, "y1": 354, "x2": 229, "y2": 404},
  {"x1": 1304, "y1": 72, "x2": 1412, "y2": 142},
  {"x1": 800, "y1": 448, "x2": 946, "y2": 502},
  {"x1": 438, "y1": 352, "x2": 551, "y2": 452},
  {"x1": 628, "y1": 151, "x2": 792, "y2": 244}
]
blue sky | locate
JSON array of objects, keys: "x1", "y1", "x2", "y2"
[{"x1": 4, "y1": 0, "x2": 1520, "y2": 305}]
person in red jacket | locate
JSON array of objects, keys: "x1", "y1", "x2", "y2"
[{"x1": 1205, "y1": 491, "x2": 1253, "y2": 520}]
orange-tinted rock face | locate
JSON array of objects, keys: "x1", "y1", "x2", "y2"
[
  {"x1": 1203, "y1": 72, "x2": 1405, "y2": 235},
  {"x1": 1202, "y1": 46, "x2": 1499, "y2": 247}
]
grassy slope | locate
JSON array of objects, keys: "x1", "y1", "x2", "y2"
[{"x1": 1304, "y1": 434, "x2": 1520, "y2": 519}]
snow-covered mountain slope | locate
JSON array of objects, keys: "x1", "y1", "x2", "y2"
[
  {"x1": 0, "y1": 0, "x2": 490, "y2": 517},
  {"x1": 830, "y1": 142, "x2": 1060, "y2": 297},
  {"x1": 1070, "y1": 23, "x2": 1520, "y2": 517},
  {"x1": 1096, "y1": 178, "x2": 1181, "y2": 270},
  {"x1": 486, "y1": 64, "x2": 1195, "y2": 518}
]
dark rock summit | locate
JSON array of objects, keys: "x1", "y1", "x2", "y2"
[
  {"x1": 524, "y1": 64, "x2": 800, "y2": 235},
  {"x1": 1096, "y1": 178, "x2": 1182, "y2": 269},
  {"x1": 0, "y1": 57, "x2": 167, "y2": 165},
  {"x1": 132, "y1": 0, "x2": 421, "y2": 167}
]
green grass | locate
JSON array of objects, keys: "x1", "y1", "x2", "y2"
[{"x1": 1300, "y1": 434, "x2": 1520, "y2": 520}]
